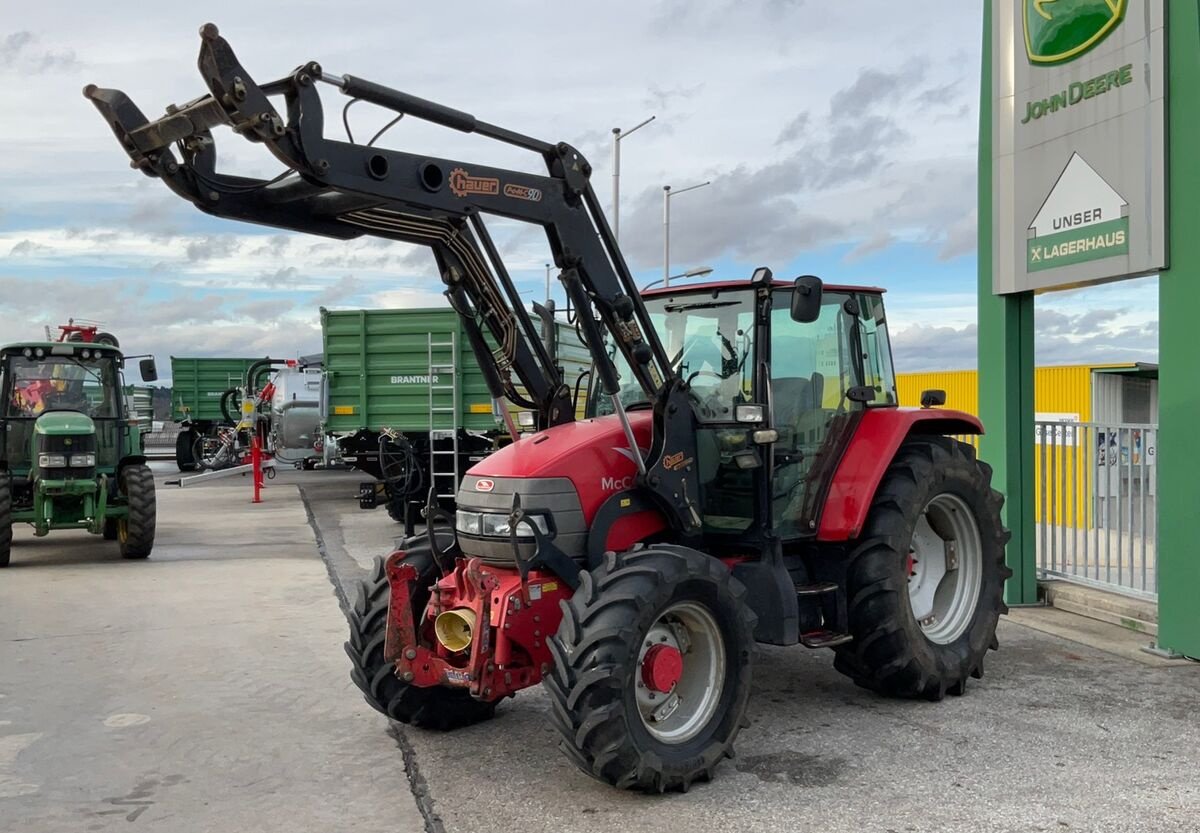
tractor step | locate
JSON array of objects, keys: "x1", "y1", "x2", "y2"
[
  {"x1": 794, "y1": 581, "x2": 839, "y2": 596},
  {"x1": 800, "y1": 629, "x2": 853, "y2": 649}
]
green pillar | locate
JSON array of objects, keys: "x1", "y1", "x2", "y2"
[
  {"x1": 1156, "y1": 1, "x2": 1200, "y2": 657},
  {"x1": 978, "y1": 0, "x2": 1038, "y2": 607}
]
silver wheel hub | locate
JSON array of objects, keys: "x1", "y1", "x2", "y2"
[
  {"x1": 635, "y1": 601, "x2": 725, "y2": 744},
  {"x1": 907, "y1": 493, "x2": 984, "y2": 645}
]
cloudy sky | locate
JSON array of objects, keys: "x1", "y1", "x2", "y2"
[{"x1": 0, "y1": 1, "x2": 1158, "y2": 381}]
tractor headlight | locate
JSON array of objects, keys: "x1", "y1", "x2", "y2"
[
  {"x1": 455, "y1": 511, "x2": 482, "y2": 535},
  {"x1": 455, "y1": 511, "x2": 549, "y2": 538},
  {"x1": 38, "y1": 454, "x2": 67, "y2": 468},
  {"x1": 69, "y1": 453, "x2": 96, "y2": 467},
  {"x1": 480, "y1": 512, "x2": 549, "y2": 538}
]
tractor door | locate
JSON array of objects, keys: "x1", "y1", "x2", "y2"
[{"x1": 769, "y1": 288, "x2": 897, "y2": 538}]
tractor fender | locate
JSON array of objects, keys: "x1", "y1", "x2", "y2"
[{"x1": 816, "y1": 408, "x2": 983, "y2": 542}]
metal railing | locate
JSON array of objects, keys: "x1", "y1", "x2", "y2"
[{"x1": 1034, "y1": 420, "x2": 1156, "y2": 599}]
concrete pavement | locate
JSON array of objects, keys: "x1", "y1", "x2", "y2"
[
  {"x1": 301, "y1": 473, "x2": 1200, "y2": 833},
  {"x1": 0, "y1": 471, "x2": 425, "y2": 833}
]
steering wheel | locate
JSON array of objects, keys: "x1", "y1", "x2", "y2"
[{"x1": 686, "y1": 370, "x2": 731, "y2": 419}]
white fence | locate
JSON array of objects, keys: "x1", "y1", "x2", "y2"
[{"x1": 1034, "y1": 421, "x2": 1156, "y2": 599}]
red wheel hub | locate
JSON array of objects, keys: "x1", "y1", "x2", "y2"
[{"x1": 641, "y1": 644, "x2": 683, "y2": 693}]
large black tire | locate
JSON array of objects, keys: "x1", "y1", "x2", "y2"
[
  {"x1": 175, "y1": 429, "x2": 198, "y2": 472},
  {"x1": 833, "y1": 437, "x2": 1010, "y2": 701},
  {"x1": 117, "y1": 464, "x2": 156, "y2": 559},
  {"x1": 103, "y1": 518, "x2": 118, "y2": 540},
  {"x1": 0, "y1": 475, "x2": 12, "y2": 568},
  {"x1": 344, "y1": 539, "x2": 497, "y2": 729},
  {"x1": 544, "y1": 546, "x2": 756, "y2": 792}
]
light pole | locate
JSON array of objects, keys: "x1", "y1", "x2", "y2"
[
  {"x1": 663, "y1": 181, "x2": 711, "y2": 286},
  {"x1": 545, "y1": 263, "x2": 552, "y2": 303},
  {"x1": 611, "y1": 115, "x2": 655, "y2": 241},
  {"x1": 642, "y1": 266, "x2": 714, "y2": 291}
]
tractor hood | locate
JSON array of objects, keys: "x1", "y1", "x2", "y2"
[
  {"x1": 35, "y1": 411, "x2": 96, "y2": 436},
  {"x1": 466, "y1": 412, "x2": 654, "y2": 521}
]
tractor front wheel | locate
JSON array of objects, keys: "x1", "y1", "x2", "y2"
[
  {"x1": 833, "y1": 437, "x2": 1010, "y2": 700},
  {"x1": 117, "y1": 464, "x2": 156, "y2": 559},
  {"x1": 344, "y1": 538, "x2": 497, "y2": 729},
  {"x1": 0, "y1": 475, "x2": 12, "y2": 568},
  {"x1": 544, "y1": 546, "x2": 755, "y2": 792}
]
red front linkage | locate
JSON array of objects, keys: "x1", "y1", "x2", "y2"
[{"x1": 381, "y1": 550, "x2": 570, "y2": 701}]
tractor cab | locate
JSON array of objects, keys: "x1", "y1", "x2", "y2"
[
  {"x1": 0, "y1": 341, "x2": 159, "y2": 565},
  {"x1": 594, "y1": 272, "x2": 896, "y2": 542}
]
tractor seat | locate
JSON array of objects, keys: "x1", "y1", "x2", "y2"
[{"x1": 773, "y1": 374, "x2": 824, "y2": 444}]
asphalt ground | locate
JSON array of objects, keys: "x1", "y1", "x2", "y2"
[{"x1": 2, "y1": 464, "x2": 1197, "y2": 832}]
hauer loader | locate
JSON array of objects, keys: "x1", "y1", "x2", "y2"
[{"x1": 86, "y1": 25, "x2": 1011, "y2": 792}]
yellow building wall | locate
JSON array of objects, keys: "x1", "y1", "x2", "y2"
[{"x1": 895, "y1": 364, "x2": 1133, "y2": 526}]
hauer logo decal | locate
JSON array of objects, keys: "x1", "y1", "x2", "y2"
[
  {"x1": 448, "y1": 168, "x2": 500, "y2": 198},
  {"x1": 662, "y1": 451, "x2": 694, "y2": 471},
  {"x1": 503, "y1": 183, "x2": 543, "y2": 202},
  {"x1": 1024, "y1": 0, "x2": 1126, "y2": 66},
  {"x1": 475, "y1": 479, "x2": 495, "y2": 492}
]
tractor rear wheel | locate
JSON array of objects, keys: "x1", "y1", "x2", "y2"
[
  {"x1": 175, "y1": 429, "x2": 198, "y2": 472},
  {"x1": 544, "y1": 546, "x2": 755, "y2": 792},
  {"x1": 0, "y1": 475, "x2": 12, "y2": 568},
  {"x1": 117, "y1": 464, "x2": 156, "y2": 559},
  {"x1": 344, "y1": 539, "x2": 497, "y2": 729},
  {"x1": 833, "y1": 437, "x2": 1010, "y2": 700}
]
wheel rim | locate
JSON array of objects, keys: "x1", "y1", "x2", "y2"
[
  {"x1": 117, "y1": 519, "x2": 128, "y2": 543},
  {"x1": 634, "y1": 601, "x2": 726, "y2": 744},
  {"x1": 906, "y1": 493, "x2": 983, "y2": 645}
]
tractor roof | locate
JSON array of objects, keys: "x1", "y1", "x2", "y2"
[{"x1": 641, "y1": 279, "x2": 886, "y2": 298}]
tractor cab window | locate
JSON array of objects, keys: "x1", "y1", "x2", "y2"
[
  {"x1": 770, "y1": 290, "x2": 859, "y2": 539},
  {"x1": 5, "y1": 354, "x2": 119, "y2": 419},
  {"x1": 594, "y1": 289, "x2": 756, "y2": 423},
  {"x1": 856, "y1": 293, "x2": 897, "y2": 406}
]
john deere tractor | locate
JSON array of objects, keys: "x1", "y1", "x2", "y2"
[{"x1": 0, "y1": 341, "x2": 158, "y2": 566}]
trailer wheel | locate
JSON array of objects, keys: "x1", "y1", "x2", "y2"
[
  {"x1": 117, "y1": 464, "x2": 156, "y2": 559},
  {"x1": 544, "y1": 546, "x2": 755, "y2": 792},
  {"x1": 345, "y1": 539, "x2": 497, "y2": 730},
  {"x1": 103, "y1": 518, "x2": 118, "y2": 540},
  {"x1": 175, "y1": 429, "x2": 198, "y2": 472},
  {"x1": 95, "y1": 332, "x2": 119, "y2": 348},
  {"x1": 0, "y1": 474, "x2": 12, "y2": 568},
  {"x1": 833, "y1": 437, "x2": 1010, "y2": 700}
]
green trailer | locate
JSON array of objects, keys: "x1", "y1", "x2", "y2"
[
  {"x1": 321, "y1": 306, "x2": 588, "y2": 528},
  {"x1": 169, "y1": 356, "x2": 262, "y2": 471}
]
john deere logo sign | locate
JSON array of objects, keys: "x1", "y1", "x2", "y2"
[{"x1": 1024, "y1": 0, "x2": 1126, "y2": 65}]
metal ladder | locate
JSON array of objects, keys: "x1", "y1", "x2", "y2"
[{"x1": 427, "y1": 331, "x2": 459, "y2": 500}]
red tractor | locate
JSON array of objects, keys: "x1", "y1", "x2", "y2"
[
  {"x1": 88, "y1": 26, "x2": 1010, "y2": 793},
  {"x1": 50, "y1": 319, "x2": 119, "y2": 348}
]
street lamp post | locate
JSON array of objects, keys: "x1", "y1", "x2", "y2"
[
  {"x1": 545, "y1": 262, "x2": 552, "y2": 303},
  {"x1": 611, "y1": 115, "x2": 655, "y2": 242},
  {"x1": 663, "y1": 181, "x2": 711, "y2": 286}
]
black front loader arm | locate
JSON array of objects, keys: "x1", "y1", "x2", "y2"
[{"x1": 84, "y1": 23, "x2": 704, "y2": 537}]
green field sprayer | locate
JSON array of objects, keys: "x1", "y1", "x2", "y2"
[
  {"x1": 0, "y1": 341, "x2": 159, "y2": 566},
  {"x1": 322, "y1": 306, "x2": 588, "y2": 533}
]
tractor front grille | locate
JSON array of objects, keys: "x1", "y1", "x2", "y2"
[{"x1": 37, "y1": 433, "x2": 97, "y2": 480}]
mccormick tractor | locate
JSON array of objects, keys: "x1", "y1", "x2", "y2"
[
  {"x1": 0, "y1": 340, "x2": 158, "y2": 566},
  {"x1": 87, "y1": 26, "x2": 1010, "y2": 792}
]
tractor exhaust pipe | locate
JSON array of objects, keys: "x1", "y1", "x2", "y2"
[{"x1": 433, "y1": 608, "x2": 477, "y2": 652}]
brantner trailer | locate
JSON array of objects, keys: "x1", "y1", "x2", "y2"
[{"x1": 323, "y1": 306, "x2": 588, "y2": 532}]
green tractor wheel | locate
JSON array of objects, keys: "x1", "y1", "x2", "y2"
[
  {"x1": 0, "y1": 474, "x2": 12, "y2": 568},
  {"x1": 117, "y1": 464, "x2": 156, "y2": 559}
]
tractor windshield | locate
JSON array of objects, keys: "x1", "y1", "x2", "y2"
[
  {"x1": 595, "y1": 289, "x2": 756, "y2": 423},
  {"x1": 5, "y1": 354, "x2": 120, "y2": 419}
]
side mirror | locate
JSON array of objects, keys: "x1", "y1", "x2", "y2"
[
  {"x1": 139, "y1": 357, "x2": 158, "y2": 382},
  {"x1": 791, "y1": 275, "x2": 823, "y2": 323},
  {"x1": 920, "y1": 389, "x2": 947, "y2": 409}
]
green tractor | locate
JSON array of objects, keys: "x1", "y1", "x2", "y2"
[{"x1": 0, "y1": 341, "x2": 159, "y2": 567}]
